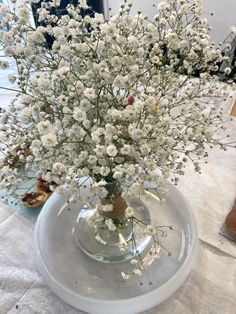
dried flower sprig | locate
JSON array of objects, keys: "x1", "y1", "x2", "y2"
[
  {"x1": 0, "y1": 0, "x2": 235, "y2": 197},
  {"x1": 0, "y1": 0, "x2": 235, "y2": 281}
]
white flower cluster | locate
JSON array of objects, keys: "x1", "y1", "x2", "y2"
[{"x1": 0, "y1": 0, "x2": 235, "y2": 197}]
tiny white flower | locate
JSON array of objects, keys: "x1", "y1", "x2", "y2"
[
  {"x1": 130, "y1": 258, "x2": 138, "y2": 265},
  {"x1": 133, "y1": 268, "x2": 142, "y2": 276},
  {"x1": 52, "y1": 162, "x2": 65, "y2": 174},
  {"x1": 76, "y1": 81, "x2": 84, "y2": 93},
  {"x1": 41, "y1": 133, "x2": 58, "y2": 148},
  {"x1": 113, "y1": 75, "x2": 128, "y2": 88},
  {"x1": 128, "y1": 35, "x2": 139, "y2": 48},
  {"x1": 95, "y1": 234, "x2": 107, "y2": 245},
  {"x1": 37, "y1": 120, "x2": 52, "y2": 135},
  {"x1": 140, "y1": 144, "x2": 151, "y2": 155},
  {"x1": 121, "y1": 272, "x2": 130, "y2": 280},
  {"x1": 106, "y1": 144, "x2": 118, "y2": 157},
  {"x1": 20, "y1": 107, "x2": 33, "y2": 118},
  {"x1": 118, "y1": 233, "x2": 128, "y2": 252},
  {"x1": 73, "y1": 108, "x2": 87, "y2": 122},
  {"x1": 31, "y1": 139, "x2": 41, "y2": 148},
  {"x1": 0, "y1": 131, "x2": 8, "y2": 142},
  {"x1": 127, "y1": 165, "x2": 136, "y2": 177},
  {"x1": 8, "y1": 74, "x2": 16, "y2": 83},
  {"x1": 87, "y1": 155, "x2": 97, "y2": 165},
  {"x1": 99, "y1": 166, "x2": 110, "y2": 177},
  {"x1": 158, "y1": 1, "x2": 169, "y2": 11},
  {"x1": 125, "y1": 206, "x2": 134, "y2": 218},
  {"x1": 101, "y1": 204, "x2": 113, "y2": 212},
  {"x1": 105, "y1": 219, "x2": 116, "y2": 231},
  {"x1": 42, "y1": 171, "x2": 52, "y2": 182},
  {"x1": 224, "y1": 67, "x2": 232, "y2": 75},
  {"x1": 145, "y1": 225, "x2": 156, "y2": 236},
  {"x1": 151, "y1": 56, "x2": 160, "y2": 64},
  {"x1": 84, "y1": 88, "x2": 96, "y2": 99},
  {"x1": 120, "y1": 145, "x2": 132, "y2": 155},
  {"x1": 230, "y1": 26, "x2": 236, "y2": 35},
  {"x1": 79, "y1": 0, "x2": 89, "y2": 9},
  {"x1": 99, "y1": 187, "x2": 109, "y2": 198},
  {"x1": 58, "y1": 66, "x2": 70, "y2": 77}
]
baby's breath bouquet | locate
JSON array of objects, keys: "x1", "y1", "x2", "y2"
[{"x1": 0, "y1": 0, "x2": 235, "y2": 280}]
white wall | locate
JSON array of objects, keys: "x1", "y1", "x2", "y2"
[
  {"x1": 105, "y1": 0, "x2": 236, "y2": 43},
  {"x1": 203, "y1": 0, "x2": 236, "y2": 43}
]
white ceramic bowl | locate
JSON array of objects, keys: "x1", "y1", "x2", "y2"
[{"x1": 34, "y1": 184, "x2": 198, "y2": 314}]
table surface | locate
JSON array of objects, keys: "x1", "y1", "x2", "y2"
[{"x1": 0, "y1": 62, "x2": 236, "y2": 314}]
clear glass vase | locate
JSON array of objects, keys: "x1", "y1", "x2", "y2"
[{"x1": 74, "y1": 180, "x2": 152, "y2": 263}]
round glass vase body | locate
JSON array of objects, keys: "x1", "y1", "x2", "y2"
[{"x1": 74, "y1": 180, "x2": 152, "y2": 263}]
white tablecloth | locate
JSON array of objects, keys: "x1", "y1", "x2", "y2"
[{"x1": 0, "y1": 64, "x2": 236, "y2": 313}]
